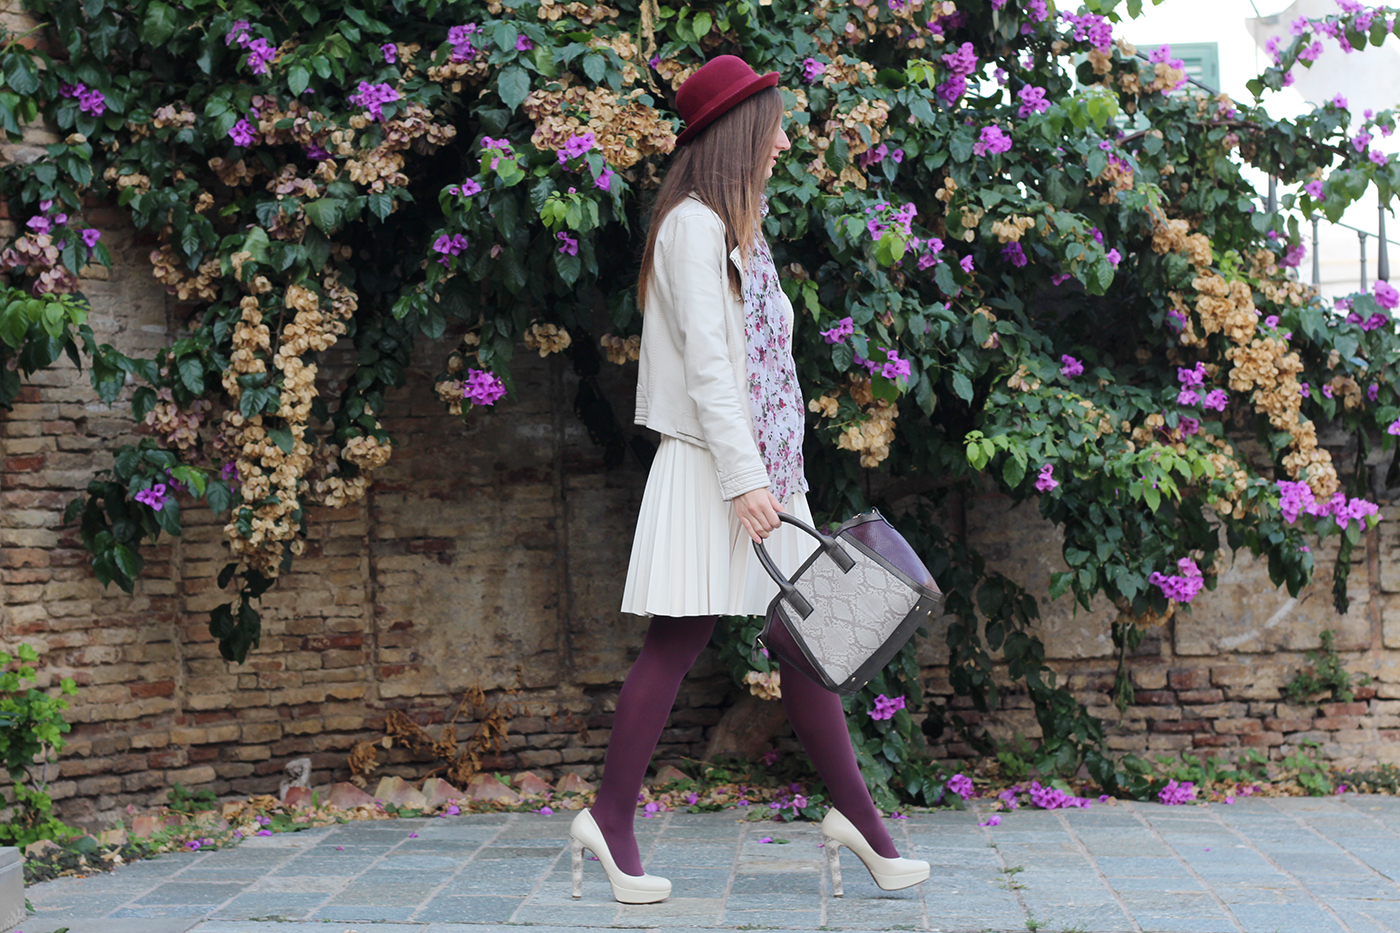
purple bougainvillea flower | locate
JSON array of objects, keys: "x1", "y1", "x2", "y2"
[
  {"x1": 1034, "y1": 464, "x2": 1057, "y2": 493},
  {"x1": 463, "y1": 369, "x2": 507, "y2": 406},
  {"x1": 820, "y1": 317, "x2": 854, "y2": 344},
  {"x1": 594, "y1": 165, "x2": 615, "y2": 191},
  {"x1": 348, "y1": 81, "x2": 400, "y2": 122},
  {"x1": 382, "y1": 43, "x2": 398, "y2": 63},
  {"x1": 1060, "y1": 354, "x2": 1084, "y2": 378},
  {"x1": 1374, "y1": 280, "x2": 1399, "y2": 309},
  {"x1": 225, "y1": 20, "x2": 251, "y2": 46},
  {"x1": 972, "y1": 124, "x2": 1012, "y2": 156},
  {"x1": 880, "y1": 349, "x2": 911, "y2": 381},
  {"x1": 947, "y1": 773, "x2": 974, "y2": 800},
  {"x1": 556, "y1": 231, "x2": 578, "y2": 256},
  {"x1": 133, "y1": 479, "x2": 169, "y2": 509},
  {"x1": 516, "y1": 35, "x2": 535, "y2": 51},
  {"x1": 868, "y1": 694, "x2": 906, "y2": 720},
  {"x1": 802, "y1": 57, "x2": 826, "y2": 83},
  {"x1": 960, "y1": 255, "x2": 975, "y2": 273}
]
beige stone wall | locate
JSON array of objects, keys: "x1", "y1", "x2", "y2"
[{"x1": 915, "y1": 492, "x2": 1400, "y2": 771}]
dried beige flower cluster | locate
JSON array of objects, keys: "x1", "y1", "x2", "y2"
[
  {"x1": 0, "y1": 231, "x2": 76, "y2": 294},
  {"x1": 151, "y1": 104, "x2": 197, "y2": 131},
  {"x1": 1094, "y1": 156, "x2": 1134, "y2": 204},
  {"x1": 144, "y1": 388, "x2": 211, "y2": 451},
  {"x1": 807, "y1": 0, "x2": 945, "y2": 52},
  {"x1": 1007, "y1": 365, "x2": 1042, "y2": 392},
  {"x1": 208, "y1": 156, "x2": 259, "y2": 187},
  {"x1": 219, "y1": 272, "x2": 389, "y2": 577},
  {"x1": 523, "y1": 81, "x2": 676, "y2": 171},
  {"x1": 537, "y1": 0, "x2": 618, "y2": 23},
  {"x1": 809, "y1": 376, "x2": 898, "y2": 467},
  {"x1": 744, "y1": 668, "x2": 781, "y2": 701},
  {"x1": 599, "y1": 333, "x2": 640, "y2": 364},
  {"x1": 647, "y1": 58, "x2": 696, "y2": 92},
  {"x1": 523, "y1": 322, "x2": 572, "y2": 357},
  {"x1": 102, "y1": 166, "x2": 152, "y2": 194},
  {"x1": 789, "y1": 97, "x2": 891, "y2": 192},
  {"x1": 1146, "y1": 208, "x2": 1340, "y2": 500},
  {"x1": 150, "y1": 244, "x2": 221, "y2": 302},
  {"x1": 991, "y1": 215, "x2": 1035, "y2": 243}
]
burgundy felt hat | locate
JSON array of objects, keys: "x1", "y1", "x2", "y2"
[{"x1": 675, "y1": 55, "x2": 779, "y2": 146}]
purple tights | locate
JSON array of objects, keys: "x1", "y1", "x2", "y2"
[{"x1": 590, "y1": 615, "x2": 898, "y2": 877}]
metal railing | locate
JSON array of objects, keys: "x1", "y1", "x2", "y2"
[{"x1": 1267, "y1": 176, "x2": 1397, "y2": 290}]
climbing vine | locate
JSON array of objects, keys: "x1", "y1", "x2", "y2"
[{"x1": 3, "y1": 0, "x2": 1400, "y2": 792}]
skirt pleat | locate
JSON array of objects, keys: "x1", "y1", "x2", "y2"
[{"x1": 621, "y1": 435, "x2": 816, "y2": 618}]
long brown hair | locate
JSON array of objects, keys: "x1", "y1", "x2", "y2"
[{"x1": 637, "y1": 87, "x2": 783, "y2": 311}]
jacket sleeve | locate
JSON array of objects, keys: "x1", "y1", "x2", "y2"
[{"x1": 660, "y1": 211, "x2": 771, "y2": 500}]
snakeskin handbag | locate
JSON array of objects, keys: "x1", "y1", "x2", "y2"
[{"x1": 751, "y1": 511, "x2": 942, "y2": 696}]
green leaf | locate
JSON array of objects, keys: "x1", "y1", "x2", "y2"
[
  {"x1": 2, "y1": 55, "x2": 39, "y2": 96},
  {"x1": 288, "y1": 64, "x2": 311, "y2": 97},
  {"x1": 367, "y1": 191, "x2": 394, "y2": 221},
  {"x1": 497, "y1": 65, "x2": 530, "y2": 112},
  {"x1": 267, "y1": 426, "x2": 295, "y2": 453},
  {"x1": 113, "y1": 542, "x2": 142, "y2": 582},
  {"x1": 140, "y1": 0, "x2": 179, "y2": 46},
  {"x1": 951, "y1": 371, "x2": 973, "y2": 403},
  {"x1": 177, "y1": 355, "x2": 204, "y2": 395},
  {"x1": 303, "y1": 197, "x2": 345, "y2": 234},
  {"x1": 582, "y1": 53, "x2": 606, "y2": 84}
]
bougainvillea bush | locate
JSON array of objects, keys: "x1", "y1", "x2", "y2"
[{"x1": 3, "y1": 0, "x2": 1400, "y2": 799}]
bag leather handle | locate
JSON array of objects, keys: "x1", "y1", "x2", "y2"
[{"x1": 751, "y1": 513, "x2": 856, "y2": 619}]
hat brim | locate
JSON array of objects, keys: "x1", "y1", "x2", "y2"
[{"x1": 675, "y1": 71, "x2": 780, "y2": 146}]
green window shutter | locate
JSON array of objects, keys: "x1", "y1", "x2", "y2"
[{"x1": 1139, "y1": 42, "x2": 1220, "y2": 94}]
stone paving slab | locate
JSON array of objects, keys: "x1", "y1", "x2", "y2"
[{"x1": 15, "y1": 796, "x2": 1400, "y2": 933}]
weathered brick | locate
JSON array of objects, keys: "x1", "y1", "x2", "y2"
[{"x1": 1150, "y1": 719, "x2": 1211, "y2": 734}]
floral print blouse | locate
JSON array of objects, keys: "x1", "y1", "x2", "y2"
[{"x1": 743, "y1": 215, "x2": 808, "y2": 504}]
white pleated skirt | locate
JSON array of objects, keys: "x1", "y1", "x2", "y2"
[{"x1": 621, "y1": 435, "x2": 817, "y2": 617}]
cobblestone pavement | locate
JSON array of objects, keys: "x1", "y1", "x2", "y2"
[{"x1": 16, "y1": 795, "x2": 1400, "y2": 933}]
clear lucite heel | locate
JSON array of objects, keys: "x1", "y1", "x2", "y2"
[
  {"x1": 824, "y1": 833, "x2": 844, "y2": 897},
  {"x1": 820, "y1": 807, "x2": 930, "y2": 894},
  {"x1": 571, "y1": 836, "x2": 584, "y2": 898},
  {"x1": 567, "y1": 809, "x2": 671, "y2": 904}
]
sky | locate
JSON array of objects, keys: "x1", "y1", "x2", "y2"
[{"x1": 1113, "y1": 0, "x2": 1400, "y2": 295}]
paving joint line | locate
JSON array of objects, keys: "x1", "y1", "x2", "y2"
[
  {"x1": 507, "y1": 813, "x2": 572, "y2": 924},
  {"x1": 1208, "y1": 800, "x2": 1356, "y2": 933},
  {"x1": 1053, "y1": 807, "x2": 1143, "y2": 933},
  {"x1": 973, "y1": 802, "x2": 1032, "y2": 930},
  {"x1": 405, "y1": 812, "x2": 516, "y2": 923},
  {"x1": 899, "y1": 812, "x2": 930, "y2": 931},
  {"x1": 712, "y1": 811, "x2": 746, "y2": 927},
  {"x1": 1260, "y1": 795, "x2": 1400, "y2": 898},
  {"x1": 1124, "y1": 801, "x2": 1247, "y2": 933}
]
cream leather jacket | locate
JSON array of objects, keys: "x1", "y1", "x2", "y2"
[{"x1": 634, "y1": 194, "x2": 795, "y2": 500}]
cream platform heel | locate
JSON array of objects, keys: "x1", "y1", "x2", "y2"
[
  {"x1": 820, "y1": 806, "x2": 930, "y2": 897},
  {"x1": 568, "y1": 809, "x2": 671, "y2": 904}
]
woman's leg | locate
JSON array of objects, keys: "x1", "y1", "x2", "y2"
[
  {"x1": 590, "y1": 614, "x2": 717, "y2": 876},
  {"x1": 778, "y1": 656, "x2": 900, "y2": 859}
]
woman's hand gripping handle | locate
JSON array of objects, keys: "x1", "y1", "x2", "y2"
[{"x1": 734, "y1": 488, "x2": 784, "y2": 544}]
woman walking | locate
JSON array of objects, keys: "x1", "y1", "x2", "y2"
[{"x1": 568, "y1": 55, "x2": 931, "y2": 904}]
